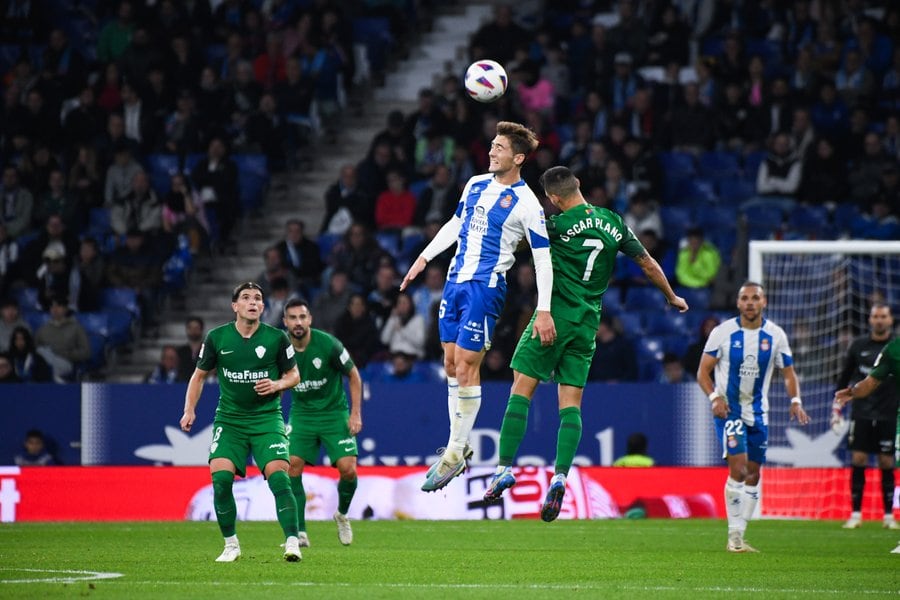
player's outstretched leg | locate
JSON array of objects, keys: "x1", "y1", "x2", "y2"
[
  {"x1": 425, "y1": 443, "x2": 474, "y2": 478},
  {"x1": 333, "y1": 511, "x2": 353, "y2": 545},
  {"x1": 421, "y1": 452, "x2": 467, "y2": 492},
  {"x1": 540, "y1": 474, "x2": 566, "y2": 522},
  {"x1": 215, "y1": 537, "x2": 241, "y2": 562},
  {"x1": 484, "y1": 467, "x2": 516, "y2": 502}
]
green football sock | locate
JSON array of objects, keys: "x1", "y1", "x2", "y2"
[
  {"x1": 211, "y1": 470, "x2": 237, "y2": 538},
  {"x1": 337, "y1": 476, "x2": 358, "y2": 515},
  {"x1": 498, "y1": 394, "x2": 531, "y2": 466},
  {"x1": 290, "y1": 475, "x2": 306, "y2": 532},
  {"x1": 555, "y1": 406, "x2": 582, "y2": 476},
  {"x1": 267, "y1": 471, "x2": 299, "y2": 538}
]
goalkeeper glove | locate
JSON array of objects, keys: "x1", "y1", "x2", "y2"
[{"x1": 830, "y1": 399, "x2": 846, "y2": 435}]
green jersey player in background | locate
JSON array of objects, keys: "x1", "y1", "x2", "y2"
[
  {"x1": 483, "y1": 166, "x2": 688, "y2": 521},
  {"x1": 180, "y1": 282, "x2": 302, "y2": 562},
  {"x1": 835, "y1": 336, "x2": 900, "y2": 554},
  {"x1": 283, "y1": 299, "x2": 362, "y2": 547}
]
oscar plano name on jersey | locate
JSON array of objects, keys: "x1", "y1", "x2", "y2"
[{"x1": 557, "y1": 214, "x2": 624, "y2": 243}]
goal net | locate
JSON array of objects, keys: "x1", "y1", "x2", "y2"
[{"x1": 748, "y1": 240, "x2": 900, "y2": 520}]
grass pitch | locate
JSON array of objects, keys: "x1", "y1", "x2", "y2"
[{"x1": 1, "y1": 519, "x2": 897, "y2": 599}]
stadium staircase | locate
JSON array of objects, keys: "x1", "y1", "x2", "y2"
[{"x1": 108, "y1": 1, "x2": 495, "y2": 382}]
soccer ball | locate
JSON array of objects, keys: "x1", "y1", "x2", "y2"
[{"x1": 464, "y1": 60, "x2": 508, "y2": 103}]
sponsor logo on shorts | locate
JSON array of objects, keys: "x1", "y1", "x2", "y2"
[
  {"x1": 268, "y1": 442, "x2": 289, "y2": 450},
  {"x1": 727, "y1": 436, "x2": 737, "y2": 449}
]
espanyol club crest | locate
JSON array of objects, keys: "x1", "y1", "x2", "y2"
[
  {"x1": 499, "y1": 194, "x2": 512, "y2": 208},
  {"x1": 312, "y1": 357, "x2": 322, "y2": 369},
  {"x1": 760, "y1": 338, "x2": 770, "y2": 352},
  {"x1": 255, "y1": 345, "x2": 266, "y2": 358}
]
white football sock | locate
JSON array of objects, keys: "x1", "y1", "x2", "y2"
[
  {"x1": 741, "y1": 484, "x2": 760, "y2": 523},
  {"x1": 224, "y1": 535, "x2": 238, "y2": 546},
  {"x1": 724, "y1": 476, "x2": 746, "y2": 534},
  {"x1": 446, "y1": 377, "x2": 459, "y2": 438},
  {"x1": 447, "y1": 385, "x2": 481, "y2": 460}
]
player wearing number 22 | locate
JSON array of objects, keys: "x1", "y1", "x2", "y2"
[
  {"x1": 697, "y1": 282, "x2": 810, "y2": 553},
  {"x1": 483, "y1": 166, "x2": 688, "y2": 520}
]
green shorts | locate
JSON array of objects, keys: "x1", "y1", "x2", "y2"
[
  {"x1": 288, "y1": 411, "x2": 358, "y2": 465},
  {"x1": 208, "y1": 416, "x2": 290, "y2": 477},
  {"x1": 510, "y1": 315, "x2": 596, "y2": 387}
]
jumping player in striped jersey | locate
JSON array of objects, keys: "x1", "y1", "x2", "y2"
[
  {"x1": 697, "y1": 282, "x2": 810, "y2": 553},
  {"x1": 400, "y1": 121, "x2": 556, "y2": 492}
]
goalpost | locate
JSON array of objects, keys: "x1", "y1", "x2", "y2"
[{"x1": 747, "y1": 240, "x2": 900, "y2": 519}]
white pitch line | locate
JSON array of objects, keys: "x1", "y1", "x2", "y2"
[{"x1": 0, "y1": 568, "x2": 123, "y2": 584}]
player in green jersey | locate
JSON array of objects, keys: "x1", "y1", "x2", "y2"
[
  {"x1": 483, "y1": 166, "x2": 688, "y2": 521},
  {"x1": 835, "y1": 336, "x2": 900, "y2": 554},
  {"x1": 282, "y1": 298, "x2": 363, "y2": 547},
  {"x1": 180, "y1": 282, "x2": 302, "y2": 562}
]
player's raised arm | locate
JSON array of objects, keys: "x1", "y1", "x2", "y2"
[
  {"x1": 400, "y1": 213, "x2": 463, "y2": 291},
  {"x1": 632, "y1": 252, "x2": 688, "y2": 312}
]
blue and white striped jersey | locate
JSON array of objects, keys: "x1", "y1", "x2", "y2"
[
  {"x1": 703, "y1": 317, "x2": 794, "y2": 426},
  {"x1": 447, "y1": 174, "x2": 549, "y2": 287}
]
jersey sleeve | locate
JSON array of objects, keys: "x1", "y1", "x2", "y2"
[
  {"x1": 618, "y1": 225, "x2": 646, "y2": 258},
  {"x1": 330, "y1": 335, "x2": 355, "y2": 375},
  {"x1": 276, "y1": 331, "x2": 297, "y2": 373},
  {"x1": 703, "y1": 325, "x2": 726, "y2": 356},
  {"x1": 523, "y1": 198, "x2": 550, "y2": 250},
  {"x1": 774, "y1": 326, "x2": 793, "y2": 368},
  {"x1": 196, "y1": 331, "x2": 217, "y2": 371},
  {"x1": 870, "y1": 339, "x2": 900, "y2": 381}
]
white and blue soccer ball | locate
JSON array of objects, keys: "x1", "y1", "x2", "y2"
[{"x1": 464, "y1": 60, "x2": 508, "y2": 103}]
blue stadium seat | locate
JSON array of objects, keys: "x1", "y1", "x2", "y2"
[
  {"x1": 184, "y1": 153, "x2": 205, "y2": 173},
  {"x1": 375, "y1": 231, "x2": 401, "y2": 257},
  {"x1": 233, "y1": 154, "x2": 269, "y2": 213},
  {"x1": 616, "y1": 312, "x2": 643, "y2": 337},
  {"x1": 86, "y1": 207, "x2": 112, "y2": 237},
  {"x1": 101, "y1": 287, "x2": 140, "y2": 318},
  {"x1": 352, "y1": 17, "x2": 394, "y2": 75},
  {"x1": 79, "y1": 331, "x2": 107, "y2": 373},
  {"x1": 743, "y1": 151, "x2": 767, "y2": 179},
  {"x1": 400, "y1": 232, "x2": 424, "y2": 260},
  {"x1": 698, "y1": 151, "x2": 741, "y2": 179},
  {"x1": 645, "y1": 311, "x2": 691, "y2": 336},
  {"x1": 741, "y1": 202, "x2": 785, "y2": 240},
  {"x1": 658, "y1": 151, "x2": 696, "y2": 177},
  {"x1": 661, "y1": 334, "x2": 691, "y2": 358},
  {"x1": 717, "y1": 178, "x2": 756, "y2": 202},
  {"x1": 408, "y1": 179, "x2": 429, "y2": 201},
  {"x1": 105, "y1": 308, "x2": 134, "y2": 347},
  {"x1": 14, "y1": 287, "x2": 41, "y2": 312},
  {"x1": 706, "y1": 229, "x2": 737, "y2": 258},
  {"x1": 637, "y1": 336, "x2": 665, "y2": 364},
  {"x1": 23, "y1": 310, "x2": 49, "y2": 332},
  {"x1": 316, "y1": 233, "x2": 341, "y2": 261},
  {"x1": 146, "y1": 153, "x2": 180, "y2": 195},
  {"x1": 600, "y1": 289, "x2": 624, "y2": 315},
  {"x1": 788, "y1": 204, "x2": 829, "y2": 237},
  {"x1": 626, "y1": 286, "x2": 669, "y2": 311},
  {"x1": 659, "y1": 206, "x2": 692, "y2": 243},
  {"x1": 677, "y1": 178, "x2": 718, "y2": 205},
  {"x1": 693, "y1": 205, "x2": 738, "y2": 230},
  {"x1": 76, "y1": 312, "x2": 109, "y2": 337},
  {"x1": 675, "y1": 286, "x2": 711, "y2": 311}
]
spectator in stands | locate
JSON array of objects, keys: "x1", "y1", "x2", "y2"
[
  {"x1": 245, "y1": 93, "x2": 285, "y2": 170},
  {"x1": 514, "y1": 60, "x2": 556, "y2": 120},
  {"x1": 669, "y1": 83, "x2": 715, "y2": 154},
  {"x1": 413, "y1": 165, "x2": 456, "y2": 227},
  {"x1": 607, "y1": 0, "x2": 648, "y2": 65},
  {"x1": 95, "y1": 113, "x2": 140, "y2": 173},
  {"x1": 311, "y1": 270, "x2": 352, "y2": 334},
  {"x1": 603, "y1": 158, "x2": 631, "y2": 214},
  {"x1": 162, "y1": 173, "x2": 208, "y2": 256},
  {"x1": 145, "y1": 344, "x2": 184, "y2": 383},
  {"x1": 380, "y1": 291, "x2": 425, "y2": 360},
  {"x1": 836, "y1": 48, "x2": 876, "y2": 108},
  {"x1": 613, "y1": 432, "x2": 654, "y2": 467},
  {"x1": 14, "y1": 430, "x2": 57, "y2": 465},
  {"x1": 799, "y1": 137, "x2": 848, "y2": 206},
  {"x1": 328, "y1": 222, "x2": 390, "y2": 293},
  {"x1": 676, "y1": 227, "x2": 721, "y2": 289},
  {"x1": 42, "y1": 28, "x2": 87, "y2": 98},
  {"x1": 606, "y1": 52, "x2": 643, "y2": 117},
  {"x1": 63, "y1": 85, "x2": 104, "y2": 147},
  {"x1": 0, "y1": 352, "x2": 21, "y2": 383},
  {"x1": 789, "y1": 107, "x2": 816, "y2": 160},
  {"x1": 97, "y1": 0, "x2": 135, "y2": 63},
  {"x1": 848, "y1": 132, "x2": 889, "y2": 208},
  {"x1": 682, "y1": 316, "x2": 721, "y2": 378},
  {"x1": 8, "y1": 325, "x2": 52, "y2": 382},
  {"x1": 469, "y1": 4, "x2": 528, "y2": 66},
  {"x1": 481, "y1": 347, "x2": 513, "y2": 381},
  {"x1": 754, "y1": 131, "x2": 803, "y2": 207},
  {"x1": 414, "y1": 128, "x2": 454, "y2": 181},
  {"x1": 17, "y1": 215, "x2": 79, "y2": 290},
  {"x1": 0, "y1": 226, "x2": 19, "y2": 304},
  {"x1": 106, "y1": 229, "x2": 163, "y2": 336},
  {"x1": 646, "y1": 4, "x2": 690, "y2": 67},
  {"x1": 715, "y1": 82, "x2": 753, "y2": 153},
  {"x1": 357, "y1": 140, "x2": 404, "y2": 201},
  {"x1": 367, "y1": 263, "x2": 399, "y2": 330},
  {"x1": 162, "y1": 89, "x2": 204, "y2": 157},
  {"x1": 334, "y1": 293, "x2": 380, "y2": 368},
  {"x1": 103, "y1": 142, "x2": 143, "y2": 208},
  {"x1": 35, "y1": 295, "x2": 90, "y2": 382},
  {"x1": 588, "y1": 315, "x2": 638, "y2": 382},
  {"x1": 374, "y1": 169, "x2": 416, "y2": 232},
  {"x1": 659, "y1": 352, "x2": 692, "y2": 383},
  {"x1": 623, "y1": 192, "x2": 663, "y2": 241},
  {"x1": 191, "y1": 136, "x2": 239, "y2": 250},
  {"x1": 371, "y1": 110, "x2": 416, "y2": 168},
  {"x1": 262, "y1": 277, "x2": 297, "y2": 328},
  {"x1": 321, "y1": 164, "x2": 374, "y2": 235},
  {"x1": 1, "y1": 165, "x2": 34, "y2": 239},
  {"x1": 790, "y1": 45, "x2": 822, "y2": 104},
  {"x1": 166, "y1": 34, "x2": 204, "y2": 106},
  {"x1": 406, "y1": 88, "x2": 448, "y2": 147},
  {"x1": 811, "y1": 80, "x2": 849, "y2": 139},
  {"x1": 274, "y1": 219, "x2": 323, "y2": 296},
  {"x1": 0, "y1": 299, "x2": 28, "y2": 353},
  {"x1": 377, "y1": 351, "x2": 427, "y2": 383},
  {"x1": 33, "y1": 169, "x2": 81, "y2": 234},
  {"x1": 766, "y1": 77, "x2": 795, "y2": 138},
  {"x1": 175, "y1": 316, "x2": 204, "y2": 381},
  {"x1": 67, "y1": 145, "x2": 103, "y2": 210},
  {"x1": 410, "y1": 262, "x2": 445, "y2": 328},
  {"x1": 35, "y1": 241, "x2": 75, "y2": 312},
  {"x1": 256, "y1": 246, "x2": 298, "y2": 299},
  {"x1": 109, "y1": 170, "x2": 163, "y2": 239}
]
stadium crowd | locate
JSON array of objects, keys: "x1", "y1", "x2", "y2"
[{"x1": 0, "y1": 0, "x2": 898, "y2": 384}]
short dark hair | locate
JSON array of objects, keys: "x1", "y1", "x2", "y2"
[
  {"x1": 283, "y1": 298, "x2": 310, "y2": 315},
  {"x1": 496, "y1": 121, "x2": 540, "y2": 157},
  {"x1": 186, "y1": 315, "x2": 204, "y2": 329},
  {"x1": 232, "y1": 281, "x2": 264, "y2": 302},
  {"x1": 540, "y1": 166, "x2": 579, "y2": 198},
  {"x1": 625, "y1": 432, "x2": 648, "y2": 455},
  {"x1": 739, "y1": 281, "x2": 765, "y2": 294}
]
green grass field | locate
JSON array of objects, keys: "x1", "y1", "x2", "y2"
[{"x1": 1, "y1": 520, "x2": 897, "y2": 599}]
